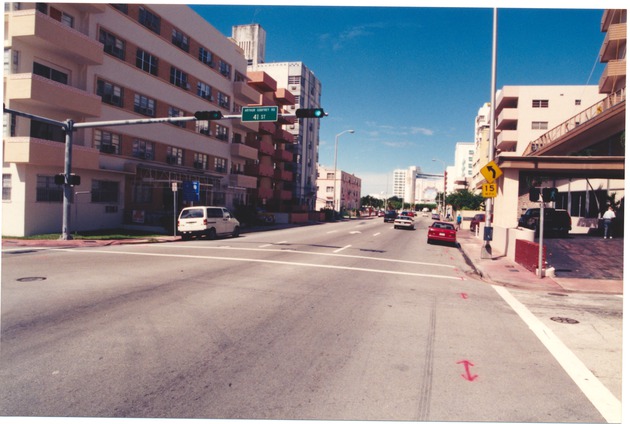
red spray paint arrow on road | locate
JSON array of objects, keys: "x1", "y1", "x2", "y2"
[{"x1": 457, "y1": 360, "x2": 478, "y2": 381}]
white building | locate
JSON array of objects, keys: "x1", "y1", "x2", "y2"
[
  {"x1": 452, "y1": 142, "x2": 475, "y2": 190},
  {"x1": 232, "y1": 24, "x2": 323, "y2": 211}
]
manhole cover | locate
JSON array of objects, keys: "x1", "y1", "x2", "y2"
[
  {"x1": 17, "y1": 277, "x2": 47, "y2": 282},
  {"x1": 550, "y1": 317, "x2": 579, "y2": 324}
]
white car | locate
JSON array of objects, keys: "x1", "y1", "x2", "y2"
[
  {"x1": 394, "y1": 215, "x2": 415, "y2": 230},
  {"x1": 177, "y1": 206, "x2": 240, "y2": 240}
]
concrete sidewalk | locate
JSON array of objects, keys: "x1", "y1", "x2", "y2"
[{"x1": 457, "y1": 229, "x2": 624, "y2": 295}]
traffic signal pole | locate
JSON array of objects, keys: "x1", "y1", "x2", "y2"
[
  {"x1": 482, "y1": 8, "x2": 498, "y2": 259},
  {"x1": 4, "y1": 105, "x2": 326, "y2": 240}
]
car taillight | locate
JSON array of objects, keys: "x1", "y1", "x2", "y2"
[{"x1": 203, "y1": 219, "x2": 207, "y2": 225}]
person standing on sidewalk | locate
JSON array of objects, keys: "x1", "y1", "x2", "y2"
[
  {"x1": 456, "y1": 213, "x2": 462, "y2": 230},
  {"x1": 602, "y1": 206, "x2": 616, "y2": 239}
]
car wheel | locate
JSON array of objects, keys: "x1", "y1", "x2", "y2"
[
  {"x1": 232, "y1": 226, "x2": 240, "y2": 238},
  {"x1": 207, "y1": 228, "x2": 217, "y2": 240}
]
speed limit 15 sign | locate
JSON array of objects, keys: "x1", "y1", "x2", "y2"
[{"x1": 482, "y1": 183, "x2": 497, "y2": 198}]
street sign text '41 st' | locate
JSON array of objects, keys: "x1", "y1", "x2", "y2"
[{"x1": 241, "y1": 106, "x2": 278, "y2": 122}]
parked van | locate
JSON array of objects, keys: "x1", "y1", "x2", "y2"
[{"x1": 177, "y1": 206, "x2": 240, "y2": 240}]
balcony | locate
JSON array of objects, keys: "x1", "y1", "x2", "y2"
[
  {"x1": 599, "y1": 59, "x2": 626, "y2": 94},
  {"x1": 229, "y1": 173, "x2": 257, "y2": 189},
  {"x1": 495, "y1": 130, "x2": 518, "y2": 152},
  {"x1": 245, "y1": 163, "x2": 274, "y2": 178},
  {"x1": 230, "y1": 142, "x2": 258, "y2": 160},
  {"x1": 256, "y1": 187, "x2": 274, "y2": 199},
  {"x1": 599, "y1": 22, "x2": 627, "y2": 62},
  {"x1": 259, "y1": 121, "x2": 276, "y2": 135},
  {"x1": 496, "y1": 108, "x2": 518, "y2": 130},
  {"x1": 495, "y1": 86, "x2": 519, "y2": 110},
  {"x1": 5, "y1": 74, "x2": 102, "y2": 117},
  {"x1": 273, "y1": 149, "x2": 294, "y2": 162},
  {"x1": 8, "y1": 10, "x2": 104, "y2": 65},
  {"x1": 274, "y1": 128, "x2": 294, "y2": 143},
  {"x1": 233, "y1": 81, "x2": 261, "y2": 104},
  {"x1": 247, "y1": 71, "x2": 277, "y2": 92},
  {"x1": 274, "y1": 168, "x2": 293, "y2": 181},
  {"x1": 273, "y1": 189, "x2": 292, "y2": 201},
  {"x1": 246, "y1": 138, "x2": 274, "y2": 156},
  {"x1": 274, "y1": 88, "x2": 295, "y2": 106},
  {"x1": 232, "y1": 119, "x2": 259, "y2": 132},
  {"x1": 3, "y1": 137, "x2": 99, "y2": 169}
]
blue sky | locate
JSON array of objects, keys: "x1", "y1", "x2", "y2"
[{"x1": 190, "y1": 3, "x2": 611, "y2": 196}]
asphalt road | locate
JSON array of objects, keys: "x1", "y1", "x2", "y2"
[{"x1": 0, "y1": 217, "x2": 622, "y2": 422}]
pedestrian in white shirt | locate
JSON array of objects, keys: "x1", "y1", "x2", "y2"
[{"x1": 602, "y1": 206, "x2": 616, "y2": 239}]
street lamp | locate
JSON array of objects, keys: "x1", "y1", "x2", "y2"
[
  {"x1": 432, "y1": 158, "x2": 446, "y2": 218},
  {"x1": 333, "y1": 129, "x2": 355, "y2": 215}
]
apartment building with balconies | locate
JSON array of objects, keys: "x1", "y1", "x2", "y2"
[
  {"x1": 232, "y1": 24, "x2": 323, "y2": 212},
  {"x1": 2, "y1": 3, "x2": 267, "y2": 236}
]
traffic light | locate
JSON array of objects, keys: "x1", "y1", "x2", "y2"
[
  {"x1": 54, "y1": 174, "x2": 65, "y2": 185},
  {"x1": 295, "y1": 108, "x2": 326, "y2": 118},
  {"x1": 54, "y1": 173, "x2": 81, "y2": 186},
  {"x1": 529, "y1": 187, "x2": 540, "y2": 202},
  {"x1": 542, "y1": 187, "x2": 558, "y2": 202},
  {"x1": 194, "y1": 110, "x2": 223, "y2": 120}
]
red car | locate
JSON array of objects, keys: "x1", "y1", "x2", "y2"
[{"x1": 427, "y1": 221, "x2": 458, "y2": 246}]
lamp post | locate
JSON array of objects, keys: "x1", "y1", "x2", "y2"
[
  {"x1": 432, "y1": 158, "x2": 446, "y2": 218},
  {"x1": 333, "y1": 129, "x2": 355, "y2": 215}
]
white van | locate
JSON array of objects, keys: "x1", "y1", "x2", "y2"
[{"x1": 177, "y1": 206, "x2": 240, "y2": 240}]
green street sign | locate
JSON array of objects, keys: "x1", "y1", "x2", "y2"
[{"x1": 241, "y1": 106, "x2": 278, "y2": 122}]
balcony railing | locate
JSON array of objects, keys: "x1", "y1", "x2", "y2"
[{"x1": 524, "y1": 88, "x2": 626, "y2": 156}]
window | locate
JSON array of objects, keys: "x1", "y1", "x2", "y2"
[
  {"x1": 197, "y1": 82, "x2": 212, "y2": 101},
  {"x1": 172, "y1": 29, "x2": 189, "y2": 52},
  {"x1": 136, "y1": 49, "x2": 157, "y2": 75},
  {"x1": 91, "y1": 180, "x2": 119, "y2": 203},
  {"x1": 36, "y1": 175, "x2": 63, "y2": 202},
  {"x1": 214, "y1": 157, "x2": 227, "y2": 173},
  {"x1": 168, "y1": 106, "x2": 186, "y2": 128},
  {"x1": 96, "y1": 79, "x2": 123, "y2": 106},
  {"x1": 193, "y1": 153, "x2": 208, "y2": 170},
  {"x1": 327, "y1": 173, "x2": 335, "y2": 179},
  {"x1": 170, "y1": 67, "x2": 188, "y2": 89},
  {"x1": 134, "y1": 94, "x2": 156, "y2": 116},
  {"x1": 3, "y1": 174, "x2": 11, "y2": 201},
  {"x1": 532, "y1": 121, "x2": 548, "y2": 130},
  {"x1": 532, "y1": 99, "x2": 549, "y2": 108},
  {"x1": 100, "y1": 29, "x2": 125, "y2": 60},
  {"x1": 217, "y1": 92, "x2": 230, "y2": 109},
  {"x1": 33, "y1": 62, "x2": 68, "y2": 85},
  {"x1": 288, "y1": 75, "x2": 302, "y2": 85},
  {"x1": 166, "y1": 146, "x2": 184, "y2": 165},
  {"x1": 139, "y1": 7, "x2": 160, "y2": 34},
  {"x1": 94, "y1": 130, "x2": 121, "y2": 154},
  {"x1": 132, "y1": 139, "x2": 154, "y2": 159},
  {"x1": 132, "y1": 183, "x2": 152, "y2": 203},
  {"x1": 216, "y1": 124, "x2": 229, "y2": 141},
  {"x1": 219, "y1": 60, "x2": 231, "y2": 78},
  {"x1": 575, "y1": 99, "x2": 582, "y2": 106},
  {"x1": 199, "y1": 47, "x2": 214, "y2": 67},
  {"x1": 31, "y1": 120, "x2": 64, "y2": 142},
  {"x1": 196, "y1": 120, "x2": 210, "y2": 136}
]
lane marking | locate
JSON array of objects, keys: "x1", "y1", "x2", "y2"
[
  {"x1": 334, "y1": 245, "x2": 352, "y2": 253},
  {"x1": 147, "y1": 244, "x2": 457, "y2": 269},
  {"x1": 373, "y1": 232, "x2": 381, "y2": 236},
  {"x1": 326, "y1": 230, "x2": 338, "y2": 234},
  {"x1": 493, "y1": 286, "x2": 621, "y2": 423},
  {"x1": 54, "y1": 249, "x2": 464, "y2": 281}
]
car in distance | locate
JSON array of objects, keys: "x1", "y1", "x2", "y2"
[
  {"x1": 177, "y1": 206, "x2": 240, "y2": 240},
  {"x1": 427, "y1": 221, "x2": 457, "y2": 246},
  {"x1": 394, "y1": 215, "x2": 415, "y2": 230},
  {"x1": 470, "y1": 213, "x2": 485, "y2": 232},
  {"x1": 517, "y1": 208, "x2": 571, "y2": 236},
  {"x1": 431, "y1": 213, "x2": 440, "y2": 220},
  {"x1": 383, "y1": 211, "x2": 398, "y2": 223}
]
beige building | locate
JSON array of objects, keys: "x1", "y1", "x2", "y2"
[
  {"x1": 315, "y1": 166, "x2": 361, "y2": 213},
  {"x1": 3, "y1": 4, "x2": 301, "y2": 236},
  {"x1": 473, "y1": 9, "x2": 625, "y2": 258}
]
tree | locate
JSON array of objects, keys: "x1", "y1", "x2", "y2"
[
  {"x1": 361, "y1": 195, "x2": 383, "y2": 209},
  {"x1": 445, "y1": 190, "x2": 485, "y2": 211}
]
